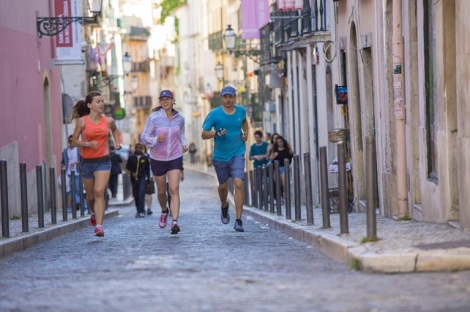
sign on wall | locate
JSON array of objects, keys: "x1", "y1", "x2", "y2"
[{"x1": 54, "y1": 0, "x2": 85, "y2": 65}]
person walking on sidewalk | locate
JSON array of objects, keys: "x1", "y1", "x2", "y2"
[
  {"x1": 249, "y1": 130, "x2": 269, "y2": 169},
  {"x1": 108, "y1": 145, "x2": 123, "y2": 202},
  {"x1": 70, "y1": 91, "x2": 121, "y2": 237},
  {"x1": 143, "y1": 145, "x2": 154, "y2": 216},
  {"x1": 61, "y1": 135, "x2": 82, "y2": 212},
  {"x1": 126, "y1": 143, "x2": 151, "y2": 218},
  {"x1": 201, "y1": 85, "x2": 248, "y2": 232},
  {"x1": 268, "y1": 135, "x2": 294, "y2": 202},
  {"x1": 141, "y1": 90, "x2": 188, "y2": 234}
]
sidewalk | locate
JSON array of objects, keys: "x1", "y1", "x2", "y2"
[
  {"x1": 0, "y1": 175, "x2": 133, "y2": 258},
  {"x1": 187, "y1": 165, "x2": 470, "y2": 273}
]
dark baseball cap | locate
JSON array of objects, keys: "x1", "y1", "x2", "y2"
[
  {"x1": 159, "y1": 90, "x2": 173, "y2": 99},
  {"x1": 221, "y1": 85, "x2": 236, "y2": 97}
]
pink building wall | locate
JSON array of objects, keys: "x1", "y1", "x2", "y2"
[{"x1": 0, "y1": 0, "x2": 63, "y2": 171}]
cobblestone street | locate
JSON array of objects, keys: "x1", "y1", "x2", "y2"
[{"x1": 0, "y1": 171, "x2": 469, "y2": 312}]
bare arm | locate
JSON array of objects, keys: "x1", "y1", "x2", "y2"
[
  {"x1": 71, "y1": 117, "x2": 87, "y2": 148},
  {"x1": 241, "y1": 119, "x2": 248, "y2": 142},
  {"x1": 201, "y1": 129, "x2": 216, "y2": 140},
  {"x1": 107, "y1": 117, "x2": 121, "y2": 150}
]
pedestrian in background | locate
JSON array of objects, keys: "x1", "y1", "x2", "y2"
[
  {"x1": 125, "y1": 142, "x2": 151, "y2": 218},
  {"x1": 144, "y1": 145, "x2": 154, "y2": 216},
  {"x1": 188, "y1": 142, "x2": 197, "y2": 164},
  {"x1": 141, "y1": 90, "x2": 188, "y2": 234},
  {"x1": 61, "y1": 135, "x2": 82, "y2": 212},
  {"x1": 70, "y1": 91, "x2": 121, "y2": 237},
  {"x1": 201, "y1": 85, "x2": 248, "y2": 232},
  {"x1": 249, "y1": 130, "x2": 268, "y2": 169},
  {"x1": 269, "y1": 135, "x2": 294, "y2": 202},
  {"x1": 266, "y1": 132, "x2": 280, "y2": 161},
  {"x1": 108, "y1": 145, "x2": 122, "y2": 202}
]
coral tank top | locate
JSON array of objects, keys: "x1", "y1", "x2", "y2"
[{"x1": 80, "y1": 115, "x2": 110, "y2": 159}]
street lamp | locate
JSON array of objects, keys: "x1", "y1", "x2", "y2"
[
  {"x1": 223, "y1": 25, "x2": 261, "y2": 63},
  {"x1": 122, "y1": 52, "x2": 132, "y2": 74},
  {"x1": 224, "y1": 25, "x2": 237, "y2": 51},
  {"x1": 102, "y1": 52, "x2": 133, "y2": 86},
  {"x1": 36, "y1": 0, "x2": 103, "y2": 38},
  {"x1": 124, "y1": 75, "x2": 139, "y2": 95}
]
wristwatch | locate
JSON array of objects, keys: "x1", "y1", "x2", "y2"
[{"x1": 84, "y1": 142, "x2": 89, "y2": 147}]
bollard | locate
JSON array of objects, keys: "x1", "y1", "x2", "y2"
[
  {"x1": 61, "y1": 168, "x2": 68, "y2": 221},
  {"x1": 123, "y1": 172, "x2": 132, "y2": 200},
  {"x1": 319, "y1": 147, "x2": 331, "y2": 228},
  {"x1": 284, "y1": 158, "x2": 292, "y2": 219},
  {"x1": 243, "y1": 172, "x2": 248, "y2": 206},
  {"x1": 256, "y1": 167, "x2": 262, "y2": 209},
  {"x1": 36, "y1": 165, "x2": 45, "y2": 228},
  {"x1": 262, "y1": 165, "x2": 268, "y2": 211},
  {"x1": 79, "y1": 171, "x2": 85, "y2": 217},
  {"x1": 49, "y1": 167, "x2": 57, "y2": 224},
  {"x1": 338, "y1": 142, "x2": 349, "y2": 234},
  {"x1": 249, "y1": 170, "x2": 256, "y2": 207},
  {"x1": 274, "y1": 160, "x2": 282, "y2": 216},
  {"x1": 268, "y1": 163, "x2": 275, "y2": 213},
  {"x1": 71, "y1": 170, "x2": 77, "y2": 219},
  {"x1": 293, "y1": 155, "x2": 301, "y2": 221},
  {"x1": 20, "y1": 163, "x2": 29, "y2": 232},
  {"x1": 366, "y1": 136, "x2": 378, "y2": 239},
  {"x1": 304, "y1": 153, "x2": 314, "y2": 225},
  {"x1": 1, "y1": 160, "x2": 10, "y2": 237},
  {"x1": 43, "y1": 162, "x2": 49, "y2": 212}
]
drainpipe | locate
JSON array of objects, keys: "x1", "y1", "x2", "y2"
[{"x1": 393, "y1": 0, "x2": 408, "y2": 217}]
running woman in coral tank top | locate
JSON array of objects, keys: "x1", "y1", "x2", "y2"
[{"x1": 70, "y1": 91, "x2": 122, "y2": 237}]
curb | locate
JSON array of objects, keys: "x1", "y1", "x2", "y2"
[
  {"x1": 243, "y1": 207, "x2": 470, "y2": 273},
  {"x1": 0, "y1": 209, "x2": 119, "y2": 259}
]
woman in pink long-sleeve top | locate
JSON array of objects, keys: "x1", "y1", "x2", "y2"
[{"x1": 141, "y1": 90, "x2": 188, "y2": 234}]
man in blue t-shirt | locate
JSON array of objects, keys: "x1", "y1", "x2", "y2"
[
  {"x1": 249, "y1": 130, "x2": 269, "y2": 168},
  {"x1": 201, "y1": 85, "x2": 248, "y2": 232}
]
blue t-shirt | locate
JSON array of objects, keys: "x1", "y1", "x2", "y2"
[
  {"x1": 202, "y1": 105, "x2": 246, "y2": 162},
  {"x1": 249, "y1": 141, "x2": 268, "y2": 168}
]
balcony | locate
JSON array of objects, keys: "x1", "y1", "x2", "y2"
[
  {"x1": 133, "y1": 96, "x2": 152, "y2": 109},
  {"x1": 271, "y1": 0, "x2": 330, "y2": 43},
  {"x1": 131, "y1": 60, "x2": 150, "y2": 73}
]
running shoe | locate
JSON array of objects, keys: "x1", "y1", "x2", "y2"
[
  {"x1": 159, "y1": 209, "x2": 169, "y2": 228},
  {"x1": 221, "y1": 204, "x2": 230, "y2": 224},
  {"x1": 171, "y1": 221, "x2": 180, "y2": 234},
  {"x1": 139, "y1": 212, "x2": 146, "y2": 218},
  {"x1": 233, "y1": 219, "x2": 244, "y2": 232},
  {"x1": 90, "y1": 213, "x2": 96, "y2": 226},
  {"x1": 94, "y1": 227, "x2": 104, "y2": 237},
  {"x1": 147, "y1": 208, "x2": 153, "y2": 215}
]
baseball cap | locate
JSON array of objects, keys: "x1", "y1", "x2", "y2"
[
  {"x1": 221, "y1": 85, "x2": 236, "y2": 97},
  {"x1": 158, "y1": 90, "x2": 173, "y2": 99}
]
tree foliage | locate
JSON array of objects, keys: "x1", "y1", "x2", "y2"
[{"x1": 161, "y1": 0, "x2": 187, "y2": 23}]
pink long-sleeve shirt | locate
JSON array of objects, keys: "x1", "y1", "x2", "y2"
[{"x1": 140, "y1": 108, "x2": 187, "y2": 161}]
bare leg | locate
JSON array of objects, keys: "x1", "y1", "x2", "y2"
[
  {"x1": 218, "y1": 181, "x2": 229, "y2": 208},
  {"x1": 155, "y1": 175, "x2": 168, "y2": 211},
  {"x1": 91, "y1": 170, "x2": 110, "y2": 225},
  {"x1": 233, "y1": 178, "x2": 244, "y2": 219},
  {"x1": 82, "y1": 178, "x2": 95, "y2": 215},
  {"x1": 167, "y1": 170, "x2": 182, "y2": 220}
]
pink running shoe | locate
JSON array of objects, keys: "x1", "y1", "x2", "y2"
[
  {"x1": 94, "y1": 227, "x2": 104, "y2": 237},
  {"x1": 159, "y1": 209, "x2": 169, "y2": 228},
  {"x1": 90, "y1": 213, "x2": 96, "y2": 226}
]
